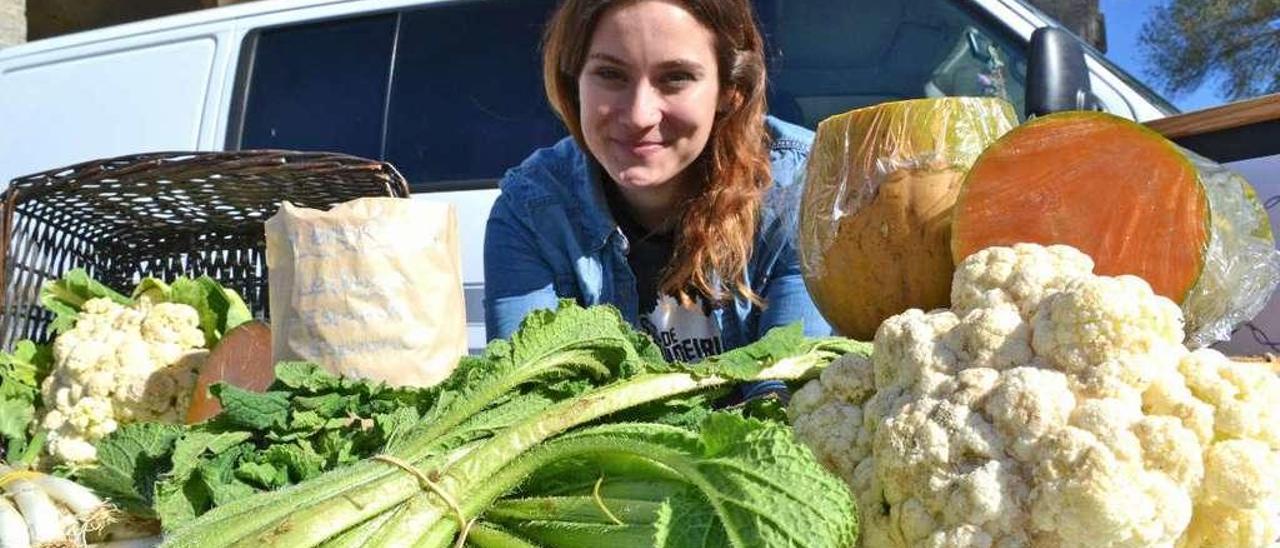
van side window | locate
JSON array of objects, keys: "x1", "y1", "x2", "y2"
[
  {"x1": 754, "y1": 0, "x2": 1028, "y2": 127},
  {"x1": 237, "y1": 14, "x2": 396, "y2": 160},
  {"x1": 384, "y1": 0, "x2": 564, "y2": 189}
]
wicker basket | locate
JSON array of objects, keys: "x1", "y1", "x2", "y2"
[{"x1": 0, "y1": 150, "x2": 411, "y2": 348}]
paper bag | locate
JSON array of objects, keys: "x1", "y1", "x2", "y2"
[{"x1": 265, "y1": 197, "x2": 466, "y2": 387}]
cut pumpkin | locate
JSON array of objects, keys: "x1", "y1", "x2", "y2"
[
  {"x1": 799, "y1": 97, "x2": 1018, "y2": 340},
  {"x1": 186, "y1": 320, "x2": 274, "y2": 424},
  {"x1": 952, "y1": 111, "x2": 1277, "y2": 345}
]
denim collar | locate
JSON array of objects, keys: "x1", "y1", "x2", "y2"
[{"x1": 568, "y1": 144, "x2": 621, "y2": 255}]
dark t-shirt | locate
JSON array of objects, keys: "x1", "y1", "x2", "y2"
[
  {"x1": 603, "y1": 181, "x2": 724, "y2": 363},
  {"x1": 604, "y1": 182, "x2": 672, "y2": 315}
]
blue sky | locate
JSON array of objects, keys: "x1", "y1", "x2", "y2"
[{"x1": 1098, "y1": 0, "x2": 1226, "y2": 112}]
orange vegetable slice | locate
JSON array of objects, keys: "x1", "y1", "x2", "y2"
[
  {"x1": 952, "y1": 111, "x2": 1209, "y2": 303},
  {"x1": 186, "y1": 321, "x2": 274, "y2": 424}
]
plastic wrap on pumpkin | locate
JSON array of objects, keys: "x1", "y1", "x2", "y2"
[{"x1": 799, "y1": 97, "x2": 1018, "y2": 340}]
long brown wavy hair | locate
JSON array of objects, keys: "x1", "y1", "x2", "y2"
[{"x1": 542, "y1": 0, "x2": 772, "y2": 306}]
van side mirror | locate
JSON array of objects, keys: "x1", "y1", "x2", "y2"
[{"x1": 1025, "y1": 27, "x2": 1102, "y2": 117}]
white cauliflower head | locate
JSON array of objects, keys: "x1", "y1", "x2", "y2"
[
  {"x1": 950, "y1": 243, "x2": 1094, "y2": 317},
  {"x1": 790, "y1": 243, "x2": 1280, "y2": 548},
  {"x1": 40, "y1": 297, "x2": 208, "y2": 464}
]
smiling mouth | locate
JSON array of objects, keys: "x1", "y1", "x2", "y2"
[{"x1": 617, "y1": 139, "x2": 665, "y2": 155}]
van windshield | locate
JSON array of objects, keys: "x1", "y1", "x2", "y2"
[{"x1": 756, "y1": 0, "x2": 1031, "y2": 128}]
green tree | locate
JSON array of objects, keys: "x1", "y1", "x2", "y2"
[{"x1": 1139, "y1": 0, "x2": 1280, "y2": 101}]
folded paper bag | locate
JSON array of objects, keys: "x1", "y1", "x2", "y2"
[{"x1": 265, "y1": 197, "x2": 466, "y2": 387}]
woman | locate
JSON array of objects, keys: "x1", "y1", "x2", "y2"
[{"x1": 484, "y1": 0, "x2": 829, "y2": 369}]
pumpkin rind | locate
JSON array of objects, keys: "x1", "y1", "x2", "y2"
[{"x1": 800, "y1": 97, "x2": 1018, "y2": 339}]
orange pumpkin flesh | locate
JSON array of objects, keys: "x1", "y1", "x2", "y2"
[
  {"x1": 952, "y1": 112, "x2": 1209, "y2": 303},
  {"x1": 186, "y1": 321, "x2": 274, "y2": 424}
]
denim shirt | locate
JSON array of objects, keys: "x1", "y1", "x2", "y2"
[{"x1": 483, "y1": 116, "x2": 832, "y2": 348}]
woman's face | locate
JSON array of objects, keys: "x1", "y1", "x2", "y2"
[{"x1": 578, "y1": 0, "x2": 722, "y2": 196}]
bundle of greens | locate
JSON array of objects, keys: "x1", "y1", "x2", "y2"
[
  {"x1": 78, "y1": 360, "x2": 440, "y2": 524},
  {"x1": 83, "y1": 301, "x2": 867, "y2": 547},
  {"x1": 0, "y1": 342, "x2": 52, "y2": 467}
]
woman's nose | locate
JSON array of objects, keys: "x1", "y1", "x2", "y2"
[{"x1": 620, "y1": 82, "x2": 662, "y2": 129}]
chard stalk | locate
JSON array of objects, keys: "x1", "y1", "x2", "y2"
[
  {"x1": 162, "y1": 349, "x2": 634, "y2": 547},
  {"x1": 410, "y1": 433, "x2": 695, "y2": 546},
  {"x1": 466, "y1": 522, "x2": 541, "y2": 548},
  {"x1": 372, "y1": 374, "x2": 732, "y2": 546},
  {"x1": 400, "y1": 344, "x2": 865, "y2": 547},
  {"x1": 162, "y1": 321, "x2": 868, "y2": 548},
  {"x1": 317, "y1": 509, "x2": 396, "y2": 548},
  {"x1": 310, "y1": 373, "x2": 722, "y2": 548},
  {"x1": 484, "y1": 496, "x2": 666, "y2": 524}
]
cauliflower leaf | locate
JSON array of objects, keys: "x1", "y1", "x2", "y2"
[{"x1": 41, "y1": 268, "x2": 132, "y2": 334}]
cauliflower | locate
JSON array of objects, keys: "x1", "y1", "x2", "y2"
[
  {"x1": 40, "y1": 297, "x2": 208, "y2": 464},
  {"x1": 790, "y1": 243, "x2": 1280, "y2": 548}
]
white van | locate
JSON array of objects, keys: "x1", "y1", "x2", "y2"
[{"x1": 0, "y1": 0, "x2": 1211, "y2": 352}]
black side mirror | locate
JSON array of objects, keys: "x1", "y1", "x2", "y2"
[{"x1": 1025, "y1": 27, "x2": 1103, "y2": 118}]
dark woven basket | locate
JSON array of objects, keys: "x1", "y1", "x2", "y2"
[{"x1": 0, "y1": 150, "x2": 410, "y2": 348}]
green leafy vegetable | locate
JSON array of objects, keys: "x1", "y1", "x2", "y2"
[
  {"x1": 82, "y1": 301, "x2": 867, "y2": 547},
  {"x1": 77, "y1": 360, "x2": 442, "y2": 529},
  {"x1": 160, "y1": 277, "x2": 253, "y2": 347},
  {"x1": 0, "y1": 340, "x2": 53, "y2": 466},
  {"x1": 485, "y1": 415, "x2": 857, "y2": 547},
  {"x1": 0, "y1": 398, "x2": 35, "y2": 460},
  {"x1": 74, "y1": 423, "x2": 184, "y2": 513},
  {"x1": 208, "y1": 384, "x2": 292, "y2": 431},
  {"x1": 0, "y1": 340, "x2": 52, "y2": 401},
  {"x1": 41, "y1": 269, "x2": 132, "y2": 334},
  {"x1": 40, "y1": 268, "x2": 251, "y2": 345}
]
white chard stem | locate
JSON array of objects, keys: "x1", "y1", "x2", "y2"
[
  {"x1": 1, "y1": 464, "x2": 115, "y2": 541},
  {"x1": 29, "y1": 475, "x2": 102, "y2": 517},
  {"x1": 4, "y1": 480, "x2": 66, "y2": 545},
  {"x1": 0, "y1": 496, "x2": 32, "y2": 548}
]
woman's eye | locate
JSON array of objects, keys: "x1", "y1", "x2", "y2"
[
  {"x1": 659, "y1": 71, "x2": 697, "y2": 89},
  {"x1": 593, "y1": 67, "x2": 626, "y2": 82}
]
